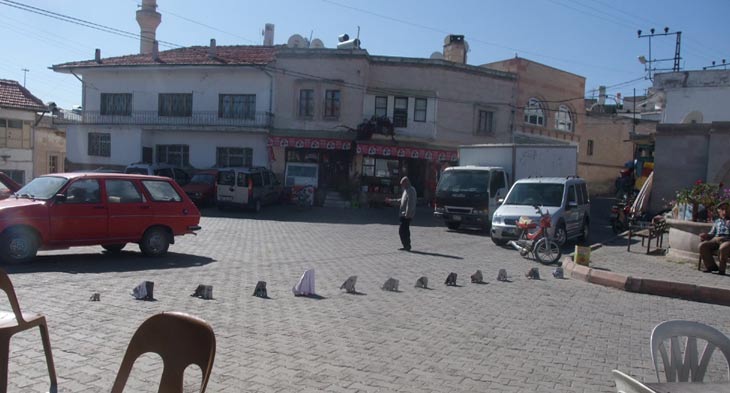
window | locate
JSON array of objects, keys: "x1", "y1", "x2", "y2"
[
  {"x1": 48, "y1": 154, "x2": 59, "y2": 173},
  {"x1": 361, "y1": 157, "x2": 399, "y2": 178},
  {"x1": 218, "y1": 170, "x2": 235, "y2": 186},
  {"x1": 2, "y1": 170, "x2": 24, "y2": 185},
  {"x1": 414, "y1": 98, "x2": 427, "y2": 122},
  {"x1": 156, "y1": 144, "x2": 189, "y2": 166},
  {"x1": 0, "y1": 118, "x2": 31, "y2": 149},
  {"x1": 375, "y1": 96, "x2": 388, "y2": 117},
  {"x1": 524, "y1": 98, "x2": 545, "y2": 126},
  {"x1": 587, "y1": 140, "x2": 594, "y2": 156},
  {"x1": 158, "y1": 93, "x2": 192, "y2": 117},
  {"x1": 106, "y1": 180, "x2": 143, "y2": 203},
  {"x1": 393, "y1": 97, "x2": 408, "y2": 127},
  {"x1": 142, "y1": 180, "x2": 182, "y2": 202},
  {"x1": 6, "y1": 119, "x2": 22, "y2": 129},
  {"x1": 576, "y1": 183, "x2": 586, "y2": 205},
  {"x1": 567, "y1": 185, "x2": 577, "y2": 205},
  {"x1": 65, "y1": 179, "x2": 101, "y2": 204},
  {"x1": 216, "y1": 147, "x2": 253, "y2": 167},
  {"x1": 251, "y1": 172, "x2": 263, "y2": 187},
  {"x1": 219, "y1": 94, "x2": 256, "y2": 119},
  {"x1": 100, "y1": 93, "x2": 132, "y2": 116},
  {"x1": 489, "y1": 171, "x2": 506, "y2": 196},
  {"x1": 477, "y1": 110, "x2": 494, "y2": 135},
  {"x1": 142, "y1": 147, "x2": 153, "y2": 164},
  {"x1": 556, "y1": 105, "x2": 573, "y2": 131},
  {"x1": 236, "y1": 172, "x2": 249, "y2": 187},
  {"x1": 579, "y1": 183, "x2": 589, "y2": 205},
  {"x1": 88, "y1": 132, "x2": 111, "y2": 157},
  {"x1": 299, "y1": 89, "x2": 314, "y2": 117},
  {"x1": 324, "y1": 90, "x2": 341, "y2": 118}
]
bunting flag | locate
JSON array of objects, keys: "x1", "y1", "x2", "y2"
[
  {"x1": 356, "y1": 142, "x2": 458, "y2": 162},
  {"x1": 268, "y1": 136, "x2": 351, "y2": 150}
]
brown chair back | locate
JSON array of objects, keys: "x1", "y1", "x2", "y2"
[
  {"x1": 0, "y1": 268, "x2": 25, "y2": 324},
  {"x1": 110, "y1": 312, "x2": 216, "y2": 393}
]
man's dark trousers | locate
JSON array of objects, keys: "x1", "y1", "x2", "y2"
[{"x1": 399, "y1": 217, "x2": 411, "y2": 250}]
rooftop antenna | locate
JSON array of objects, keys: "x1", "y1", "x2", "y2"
[
  {"x1": 637, "y1": 26, "x2": 682, "y2": 81},
  {"x1": 308, "y1": 30, "x2": 314, "y2": 48},
  {"x1": 21, "y1": 68, "x2": 29, "y2": 87},
  {"x1": 357, "y1": 25, "x2": 360, "y2": 41}
]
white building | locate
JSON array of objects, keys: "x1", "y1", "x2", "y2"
[
  {"x1": 52, "y1": 45, "x2": 276, "y2": 170},
  {"x1": 653, "y1": 69, "x2": 730, "y2": 124}
]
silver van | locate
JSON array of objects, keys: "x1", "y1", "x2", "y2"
[{"x1": 490, "y1": 177, "x2": 590, "y2": 246}]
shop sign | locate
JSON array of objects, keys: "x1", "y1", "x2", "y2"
[
  {"x1": 268, "y1": 137, "x2": 353, "y2": 151},
  {"x1": 357, "y1": 142, "x2": 458, "y2": 162}
]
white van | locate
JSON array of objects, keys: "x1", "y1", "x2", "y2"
[
  {"x1": 284, "y1": 162, "x2": 319, "y2": 206},
  {"x1": 216, "y1": 167, "x2": 282, "y2": 212}
]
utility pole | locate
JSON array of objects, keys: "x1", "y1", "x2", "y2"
[
  {"x1": 703, "y1": 59, "x2": 727, "y2": 70},
  {"x1": 637, "y1": 27, "x2": 682, "y2": 81},
  {"x1": 21, "y1": 68, "x2": 29, "y2": 87}
]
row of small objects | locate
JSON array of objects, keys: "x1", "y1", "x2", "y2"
[{"x1": 88, "y1": 267, "x2": 566, "y2": 302}]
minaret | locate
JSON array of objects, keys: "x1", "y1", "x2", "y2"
[{"x1": 136, "y1": 0, "x2": 161, "y2": 55}]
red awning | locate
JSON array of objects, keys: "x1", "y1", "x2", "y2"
[
  {"x1": 356, "y1": 143, "x2": 458, "y2": 162},
  {"x1": 268, "y1": 136, "x2": 352, "y2": 150}
]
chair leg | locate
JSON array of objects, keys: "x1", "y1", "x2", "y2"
[
  {"x1": 0, "y1": 337, "x2": 9, "y2": 393},
  {"x1": 38, "y1": 322, "x2": 57, "y2": 390}
]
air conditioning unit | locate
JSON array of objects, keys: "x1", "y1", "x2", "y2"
[{"x1": 337, "y1": 38, "x2": 360, "y2": 50}]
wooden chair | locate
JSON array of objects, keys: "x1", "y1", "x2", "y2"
[
  {"x1": 628, "y1": 217, "x2": 668, "y2": 254},
  {"x1": 111, "y1": 312, "x2": 216, "y2": 393},
  {"x1": 612, "y1": 370, "x2": 654, "y2": 393},
  {"x1": 650, "y1": 320, "x2": 730, "y2": 382},
  {"x1": 0, "y1": 268, "x2": 57, "y2": 393}
]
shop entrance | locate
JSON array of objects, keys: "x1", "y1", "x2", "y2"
[{"x1": 285, "y1": 148, "x2": 351, "y2": 190}]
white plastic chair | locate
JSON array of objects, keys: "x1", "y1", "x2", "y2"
[
  {"x1": 650, "y1": 320, "x2": 730, "y2": 382},
  {"x1": 612, "y1": 370, "x2": 654, "y2": 393}
]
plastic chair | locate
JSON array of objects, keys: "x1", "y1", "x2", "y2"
[
  {"x1": 612, "y1": 370, "x2": 654, "y2": 393},
  {"x1": 0, "y1": 268, "x2": 57, "y2": 393},
  {"x1": 650, "y1": 320, "x2": 730, "y2": 382},
  {"x1": 111, "y1": 312, "x2": 216, "y2": 393}
]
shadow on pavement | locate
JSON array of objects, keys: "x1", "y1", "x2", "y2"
[
  {"x1": 408, "y1": 250, "x2": 463, "y2": 259},
  {"x1": 2, "y1": 251, "x2": 215, "y2": 274}
]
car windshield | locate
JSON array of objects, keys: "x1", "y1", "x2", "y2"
[
  {"x1": 14, "y1": 176, "x2": 68, "y2": 200},
  {"x1": 190, "y1": 174, "x2": 215, "y2": 185},
  {"x1": 504, "y1": 183, "x2": 564, "y2": 207},
  {"x1": 125, "y1": 168, "x2": 148, "y2": 175},
  {"x1": 436, "y1": 170, "x2": 490, "y2": 193}
]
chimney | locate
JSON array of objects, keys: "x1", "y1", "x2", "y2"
[
  {"x1": 152, "y1": 41, "x2": 159, "y2": 61},
  {"x1": 136, "y1": 0, "x2": 161, "y2": 55},
  {"x1": 263, "y1": 23, "x2": 275, "y2": 46},
  {"x1": 443, "y1": 35, "x2": 466, "y2": 64},
  {"x1": 208, "y1": 39, "x2": 217, "y2": 58},
  {"x1": 598, "y1": 85, "x2": 606, "y2": 105},
  {"x1": 95, "y1": 48, "x2": 101, "y2": 63}
]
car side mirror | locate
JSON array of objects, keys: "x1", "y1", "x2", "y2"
[
  {"x1": 54, "y1": 194, "x2": 67, "y2": 203},
  {"x1": 497, "y1": 198, "x2": 504, "y2": 205},
  {"x1": 567, "y1": 201, "x2": 578, "y2": 209}
]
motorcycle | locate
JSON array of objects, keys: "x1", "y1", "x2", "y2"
[{"x1": 508, "y1": 205, "x2": 562, "y2": 264}]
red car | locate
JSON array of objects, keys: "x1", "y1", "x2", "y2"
[
  {"x1": 0, "y1": 173, "x2": 201, "y2": 263},
  {"x1": 183, "y1": 169, "x2": 218, "y2": 206},
  {"x1": 0, "y1": 172, "x2": 21, "y2": 199}
]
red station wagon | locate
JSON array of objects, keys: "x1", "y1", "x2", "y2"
[{"x1": 0, "y1": 173, "x2": 201, "y2": 263}]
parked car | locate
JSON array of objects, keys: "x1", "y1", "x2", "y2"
[
  {"x1": 0, "y1": 172, "x2": 21, "y2": 200},
  {"x1": 124, "y1": 163, "x2": 191, "y2": 186},
  {"x1": 0, "y1": 173, "x2": 201, "y2": 263},
  {"x1": 490, "y1": 176, "x2": 590, "y2": 247},
  {"x1": 216, "y1": 167, "x2": 282, "y2": 212},
  {"x1": 183, "y1": 169, "x2": 218, "y2": 206}
]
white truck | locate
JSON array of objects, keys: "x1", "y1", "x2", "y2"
[{"x1": 433, "y1": 144, "x2": 578, "y2": 230}]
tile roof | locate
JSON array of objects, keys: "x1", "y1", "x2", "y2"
[
  {"x1": 53, "y1": 45, "x2": 279, "y2": 70},
  {"x1": 0, "y1": 79, "x2": 47, "y2": 112}
]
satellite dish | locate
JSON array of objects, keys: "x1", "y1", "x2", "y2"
[
  {"x1": 310, "y1": 38, "x2": 325, "y2": 48},
  {"x1": 430, "y1": 52, "x2": 444, "y2": 60},
  {"x1": 682, "y1": 110, "x2": 704, "y2": 124},
  {"x1": 287, "y1": 34, "x2": 307, "y2": 48}
]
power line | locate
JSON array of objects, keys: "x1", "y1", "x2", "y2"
[{"x1": 0, "y1": 0, "x2": 182, "y2": 49}]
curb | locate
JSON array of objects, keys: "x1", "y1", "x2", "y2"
[{"x1": 561, "y1": 257, "x2": 730, "y2": 307}]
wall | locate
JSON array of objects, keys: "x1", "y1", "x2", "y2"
[
  {"x1": 654, "y1": 70, "x2": 730, "y2": 124},
  {"x1": 147, "y1": 131, "x2": 269, "y2": 168},
  {"x1": 33, "y1": 124, "x2": 66, "y2": 176},
  {"x1": 650, "y1": 123, "x2": 730, "y2": 212},
  {"x1": 66, "y1": 125, "x2": 142, "y2": 167}
]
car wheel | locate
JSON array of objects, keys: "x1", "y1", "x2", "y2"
[
  {"x1": 491, "y1": 236, "x2": 508, "y2": 246},
  {"x1": 1, "y1": 228, "x2": 38, "y2": 264},
  {"x1": 102, "y1": 243, "x2": 126, "y2": 253},
  {"x1": 554, "y1": 223, "x2": 568, "y2": 247},
  {"x1": 447, "y1": 222, "x2": 460, "y2": 230},
  {"x1": 139, "y1": 227, "x2": 170, "y2": 257}
]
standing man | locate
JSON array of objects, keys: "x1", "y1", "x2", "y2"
[{"x1": 387, "y1": 176, "x2": 417, "y2": 251}]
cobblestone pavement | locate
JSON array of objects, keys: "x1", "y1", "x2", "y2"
[{"x1": 4, "y1": 205, "x2": 730, "y2": 392}]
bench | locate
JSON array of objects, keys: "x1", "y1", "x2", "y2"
[{"x1": 627, "y1": 218, "x2": 668, "y2": 254}]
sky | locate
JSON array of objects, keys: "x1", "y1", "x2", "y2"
[{"x1": 1, "y1": 0, "x2": 729, "y2": 109}]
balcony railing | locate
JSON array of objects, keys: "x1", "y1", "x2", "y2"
[{"x1": 57, "y1": 110, "x2": 273, "y2": 128}]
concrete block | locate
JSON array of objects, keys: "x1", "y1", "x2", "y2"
[
  {"x1": 694, "y1": 286, "x2": 730, "y2": 306},
  {"x1": 587, "y1": 269, "x2": 628, "y2": 290}
]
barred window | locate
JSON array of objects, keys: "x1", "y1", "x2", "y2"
[
  {"x1": 299, "y1": 89, "x2": 314, "y2": 117},
  {"x1": 158, "y1": 93, "x2": 192, "y2": 117},
  {"x1": 393, "y1": 97, "x2": 408, "y2": 127},
  {"x1": 216, "y1": 147, "x2": 253, "y2": 167},
  {"x1": 414, "y1": 98, "x2": 427, "y2": 122},
  {"x1": 156, "y1": 144, "x2": 189, "y2": 166},
  {"x1": 219, "y1": 94, "x2": 256, "y2": 119},
  {"x1": 524, "y1": 98, "x2": 545, "y2": 126},
  {"x1": 477, "y1": 110, "x2": 494, "y2": 135},
  {"x1": 324, "y1": 90, "x2": 341, "y2": 118},
  {"x1": 556, "y1": 105, "x2": 573, "y2": 132},
  {"x1": 88, "y1": 132, "x2": 111, "y2": 157},
  {"x1": 375, "y1": 96, "x2": 388, "y2": 117},
  {"x1": 100, "y1": 93, "x2": 132, "y2": 116}
]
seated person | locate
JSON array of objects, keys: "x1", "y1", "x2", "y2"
[{"x1": 699, "y1": 201, "x2": 730, "y2": 274}]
